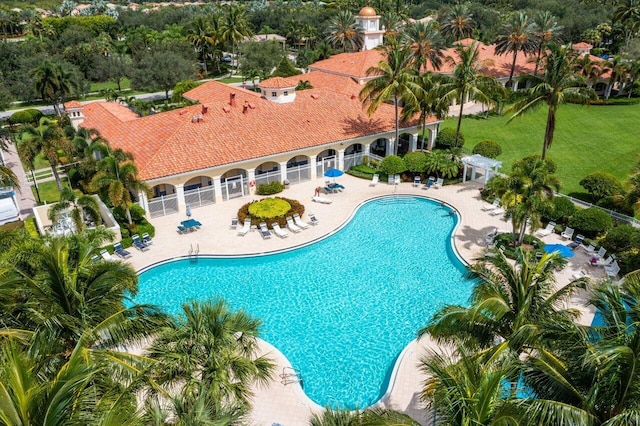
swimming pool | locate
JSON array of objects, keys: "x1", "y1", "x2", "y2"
[{"x1": 136, "y1": 196, "x2": 471, "y2": 409}]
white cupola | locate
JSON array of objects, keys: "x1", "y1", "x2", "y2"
[
  {"x1": 356, "y1": 6, "x2": 384, "y2": 51},
  {"x1": 258, "y1": 77, "x2": 297, "y2": 104}
]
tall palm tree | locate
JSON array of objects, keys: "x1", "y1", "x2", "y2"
[
  {"x1": 604, "y1": 56, "x2": 629, "y2": 99},
  {"x1": 575, "y1": 55, "x2": 608, "y2": 89},
  {"x1": 439, "y1": 42, "x2": 504, "y2": 148},
  {"x1": 509, "y1": 43, "x2": 593, "y2": 160},
  {"x1": 485, "y1": 156, "x2": 560, "y2": 246},
  {"x1": 402, "y1": 21, "x2": 445, "y2": 71},
  {"x1": 17, "y1": 117, "x2": 72, "y2": 191},
  {"x1": 612, "y1": 0, "x2": 640, "y2": 50},
  {"x1": 494, "y1": 12, "x2": 538, "y2": 88},
  {"x1": 0, "y1": 131, "x2": 19, "y2": 191},
  {"x1": 326, "y1": 11, "x2": 364, "y2": 52},
  {"x1": 220, "y1": 5, "x2": 253, "y2": 74},
  {"x1": 359, "y1": 43, "x2": 420, "y2": 156},
  {"x1": 48, "y1": 186, "x2": 102, "y2": 233},
  {"x1": 90, "y1": 147, "x2": 149, "y2": 225},
  {"x1": 401, "y1": 72, "x2": 449, "y2": 150},
  {"x1": 532, "y1": 11, "x2": 563, "y2": 76},
  {"x1": 440, "y1": 3, "x2": 475, "y2": 42},
  {"x1": 146, "y1": 299, "x2": 275, "y2": 409},
  {"x1": 30, "y1": 60, "x2": 80, "y2": 116},
  {"x1": 422, "y1": 250, "x2": 581, "y2": 374},
  {"x1": 187, "y1": 15, "x2": 219, "y2": 74}
]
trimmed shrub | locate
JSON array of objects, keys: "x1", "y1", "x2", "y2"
[
  {"x1": 24, "y1": 217, "x2": 39, "y2": 237},
  {"x1": 256, "y1": 181, "x2": 284, "y2": 195},
  {"x1": 568, "y1": 207, "x2": 613, "y2": 238},
  {"x1": 248, "y1": 197, "x2": 292, "y2": 219},
  {"x1": 238, "y1": 197, "x2": 304, "y2": 228},
  {"x1": 539, "y1": 196, "x2": 577, "y2": 223},
  {"x1": 579, "y1": 172, "x2": 622, "y2": 202},
  {"x1": 379, "y1": 155, "x2": 406, "y2": 175},
  {"x1": 517, "y1": 155, "x2": 556, "y2": 174},
  {"x1": 601, "y1": 224, "x2": 640, "y2": 254},
  {"x1": 403, "y1": 151, "x2": 428, "y2": 172},
  {"x1": 616, "y1": 251, "x2": 640, "y2": 276},
  {"x1": 9, "y1": 109, "x2": 42, "y2": 125},
  {"x1": 472, "y1": 140, "x2": 502, "y2": 158},
  {"x1": 596, "y1": 196, "x2": 634, "y2": 216},
  {"x1": 435, "y1": 127, "x2": 464, "y2": 148}
]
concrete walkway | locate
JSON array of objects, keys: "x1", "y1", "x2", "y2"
[
  {"x1": 122, "y1": 175, "x2": 603, "y2": 425},
  {"x1": 2, "y1": 139, "x2": 37, "y2": 219}
]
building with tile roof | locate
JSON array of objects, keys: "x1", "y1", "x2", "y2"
[{"x1": 71, "y1": 66, "x2": 437, "y2": 218}]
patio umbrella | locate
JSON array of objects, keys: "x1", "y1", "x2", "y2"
[
  {"x1": 185, "y1": 204, "x2": 192, "y2": 218},
  {"x1": 324, "y1": 168, "x2": 344, "y2": 181},
  {"x1": 543, "y1": 243, "x2": 574, "y2": 258}
]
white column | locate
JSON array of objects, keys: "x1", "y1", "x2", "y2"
[
  {"x1": 139, "y1": 191, "x2": 150, "y2": 219},
  {"x1": 410, "y1": 133, "x2": 418, "y2": 152},
  {"x1": 213, "y1": 177, "x2": 223, "y2": 201},
  {"x1": 310, "y1": 156, "x2": 317, "y2": 179},
  {"x1": 175, "y1": 183, "x2": 186, "y2": 212},
  {"x1": 279, "y1": 162, "x2": 288, "y2": 182},
  {"x1": 471, "y1": 166, "x2": 476, "y2": 181},
  {"x1": 462, "y1": 164, "x2": 467, "y2": 182},
  {"x1": 386, "y1": 138, "x2": 395, "y2": 156},
  {"x1": 338, "y1": 149, "x2": 345, "y2": 170},
  {"x1": 364, "y1": 144, "x2": 371, "y2": 157}
]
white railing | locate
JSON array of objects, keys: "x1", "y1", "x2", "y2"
[
  {"x1": 148, "y1": 194, "x2": 179, "y2": 218},
  {"x1": 555, "y1": 193, "x2": 640, "y2": 228},
  {"x1": 255, "y1": 169, "x2": 282, "y2": 186},
  {"x1": 184, "y1": 186, "x2": 215, "y2": 208},
  {"x1": 344, "y1": 152, "x2": 364, "y2": 170},
  {"x1": 286, "y1": 164, "x2": 311, "y2": 185}
]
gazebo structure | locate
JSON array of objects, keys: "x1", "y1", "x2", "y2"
[{"x1": 461, "y1": 154, "x2": 502, "y2": 184}]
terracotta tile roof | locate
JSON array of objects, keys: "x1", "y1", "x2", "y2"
[
  {"x1": 573, "y1": 42, "x2": 593, "y2": 49},
  {"x1": 258, "y1": 76, "x2": 298, "y2": 89},
  {"x1": 64, "y1": 100, "x2": 83, "y2": 109},
  {"x1": 81, "y1": 81, "x2": 421, "y2": 181},
  {"x1": 309, "y1": 50, "x2": 385, "y2": 79}
]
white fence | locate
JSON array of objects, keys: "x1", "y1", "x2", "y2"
[
  {"x1": 556, "y1": 193, "x2": 640, "y2": 228},
  {"x1": 184, "y1": 186, "x2": 215, "y2": 209},
  {"x1": 286, "y1": 164, "x2": 312, "y2": 185},
  {"x1": 148, "y1": 193, "x2": 179, "y2": 218},
  {"x1": 344, "y1": 152, "x2": 364, "y2": 170},
  {"x1": 255, "y1": 169, "x2": 282, "y2": 186}
]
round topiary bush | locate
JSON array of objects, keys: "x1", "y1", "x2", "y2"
[
  {"x1": 472, "y1": 140, "x2": 502, "y2": 158},
  {"x1": 403, "y1": 151, "x2": 428, "y2": 173},
  {"x1": 579, "y1": 172, "x2": 622, "y2": 202},
  {"x1": 568, "y1": 207, "x2": 614, "y2": 238},
  {"x1": 238, "y1": 197, "x2": 304, "y2": 228},
  {"x1": 435, "y1": 127, "x2": 464, "y2": 148},
  {"x1": 379, "y1": 155, "x2": 407, "y2": 175},
  {"x1": 9, "y1": 108, "x2": 43, "y2": 125}
]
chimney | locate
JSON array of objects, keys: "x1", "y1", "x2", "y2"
[
  {"x1": 242, "y1": 100, "x2": 249, "y2": 114},
  {"x1": 201, "y1": 104, "x2": 208, "y2": 114},
  {"x1": 230, "y1": 93, "x2": 236, "y2": 107}
]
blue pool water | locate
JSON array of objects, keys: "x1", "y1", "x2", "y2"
[{"x1": 136, "y1": 196, "x2": 471, "y2": 409}]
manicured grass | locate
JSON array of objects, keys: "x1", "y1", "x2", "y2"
[
  {"x1": 89, "y1": 78, "x2": 131, "y2": 92},
  {"x1": 216, "y1": 77, "x2": 245, "y2": 84},
  {"x1": 32, "y1": 180, "x2": 62, "y2": 204},
  {"x1": 443, "y1": 103, "x2": 640, "y2": 196}
]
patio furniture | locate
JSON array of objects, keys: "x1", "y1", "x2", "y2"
[
  {"x1": 489, "y1": 207, "x2": 505, "y2": 216},
  {"x1": 535, "y1": 221, "x2": 556, "y2": 237},
  {"x1": 132, "y1": 234, "x2": 150, "y2": 252},
  {"x1": 272, "y1": 222, "x2": 289, "y2": 238},
  {"x1": 312, "y1": 196, "x2": 332, "y2": 204},
  {"x1": 560, "y1": 226, "x2": 574, "y2": 240},
  {"x1": 422, "y1": 176, "x2": 435, "y2": 190},
  {"x1": 433, "y1": 177, "x2": 444, "y2": 188},
  {"x1": 259, "y1": 223, "x2": 272, "y2": 240},
  {"x1": 237, "y1": 218, "x2": 251, "y2": 236},
  {"x1": 142, "y1": 233, "x2": 153, "y2": 245},
  {"x1": 230, "y1": 217, "x2": 238, "y2": 229},
  {"x1": 286, "y1": 216, "x2": 302, "y2": 233},
  {"x1": 413, "y1": 176, "x2": 421, "y2": 187},
  {"x1": 482, "y1": 199, "x2": 500, "y2": 211},
  {"x1": 369, "y1": 174, "x2": 379, "y2": 186},
  {"x1": 113, "y1": 242, "x2": 132, "y2": 259},
  {"x1": 308, "y1": 213, "x2": 319, "y2": 225},
  {"x1": 293, "y1": 213, "x2": 310, "y2": 229},
  {"x1": 569, "y1": 234, "x2": 585, "y2": 250}
]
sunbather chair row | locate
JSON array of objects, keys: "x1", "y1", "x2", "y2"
[{"x1": 132, "y1": 234, "x2": 150, "y2": 252}]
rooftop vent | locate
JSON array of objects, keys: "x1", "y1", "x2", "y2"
[{"x1": 230, "y1": 93, "x2": 236, "y2": 107}]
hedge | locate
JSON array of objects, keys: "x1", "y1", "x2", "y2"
[
  {"x1": 568, "y1": 207, "x2": 613, "y2": 238},
  {"x1": 435, "y1": 127, "x2": 464, "y2": 148},
  {"x1": 472, "y1": 140, "x2": 502, "y2": 158},
  {"x1": 256, "y1": 181, "x2": 284, "y2": 195},
  {"x1": 238, "y1": 197, "x2": 304, "y2": 228}
]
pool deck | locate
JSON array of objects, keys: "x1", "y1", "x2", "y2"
[{"x1": 126, "y1": 175, "x2": 604, "y2": 425}]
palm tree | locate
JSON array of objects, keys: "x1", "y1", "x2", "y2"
[
  {"x1": 532, "y1": 11, "x2": 563, "y2": 76},
  {"x1": 439, "y1": 42, "x2": 504, "y2": 148},
  {"x1": 146, "y1": 298, "x2": 276, "y2": 409},
  {"x1": 401, "y1": 72, "x2": 449, "y2": 150},
  {"x1": 575, "y1": 55, "x2": 608, "y2": 88},
  {"x1": 326, "y1": 11, "x2": 364, "y2": 52},
  {"x1": 604, "y1": 56, "x2": 629, "y2": 99},
  {"x1": 402, "y1": 21, "x2": 445, "y2": 71},
  {"x1": 30, "y1": 60, "x2": 80, "y2": 116},
  {"x1": 359, "y1": 43, "x2": 420, "y2": 156},
  {"x1": 0, "y1": 131, "x2": 19, "y2": 191},
  {"x1": 613, "y1": 0, "x2": 640, "y2": 50},
  {"x1": 48, "y1": 186, "x2": 102, "y2": 233},
  {"x1": 422, "y1": 250, "x2": 581, "y2": 376},
  {"x1": 485, "y1": 156, "x2": 560, "y2": 246},
  {"x1": 16, "y1": 117, "x2": 72, "y2": 191},
  {"x1": 440, "y1": 3, "x2": 475, "y2": 42},
  {"x1": 187, "y1": 15, "x2": 219, "y2": 74},
  {"x1": 220, "y1": 5, "x2": 253, "y2": 74},
  {"x1": 509, "y1": 43, "x2": 593, "y2": 160},
  {"x1": 90, "y1": 147, "x2": 150, "y2": 225},
  {"x1": 421, "y1": 346, "x2": 519, "y2": 425},
  {"x1": 494, "y1": 12, "x2": 538, "y2": 88},
  {"x1": 310, "y1": 407, "x2": 361, "y2": 425}
]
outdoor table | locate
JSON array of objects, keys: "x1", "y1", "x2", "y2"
[{"x1": 181, "y1": 218, "x2": 201, "y2": 231}]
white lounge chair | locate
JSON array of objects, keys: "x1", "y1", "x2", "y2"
[
  {"x1": 482, "y1": 199, "x2": 500, "y2": 211},
  {"x1": 259, "y1": 222, "x2": 272, "y2": 240},
  {"x1": 271, "y1": 222, "x2": 289, "y2": 238},
  {"x1": 308, "y1": 213, "x2": 319, "y2": 226},
  {"x1": 293, "y1": 213, "x2": 310, "y2": 229},
  {"x1": 237, "y1": 218, "x2": 251, "y2": 236},
  {"x1": 286, "y1": 216, "x2": 302, "y2": 233},
  {"x1": 141, "y1": 233, "x2": 153, "y2": 245},
  {"x1": 595, "y1": 254, "x2": 615, "y2": 267},
  {"x1": 489, "y1": 207, "x2": 505, "y2": 216},
  {"x1": 595, "y1": 246, "x2": 606, "y2": 259},
  {"x1": 394, "y1": 174, "x2": 401, "y2": 185},
  {"x1": 100, "y1": 249, "x2": 113, "y2": 261},
  {"x1": 583, "y1": 244, "x2": 596, "y2": 254},
  {"x1": 560, "y1": 226, "x2": 574, "y2": 240},
  {"x1": 605, "y1": 261, "x2": 620, "y2": 279},
  {"x1": 572, "y1": 270, "x2": 589, "y2": 280},
  {"x1": 433, "y1": 177, "x2": 444, "y2": 188},
  {"x1": 312, "y1": 196, "x2": 332, "y2": 204},
  {"x1": 535, "y1": 221, "x2": 556, "y2": 237},
  {"x1": 369, "y1": 174, "x2": 379, "y2": 186}
]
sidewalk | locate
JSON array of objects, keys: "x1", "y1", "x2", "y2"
[{"x1": 2, "y1": 139, "x2": 37, "y2": 219}]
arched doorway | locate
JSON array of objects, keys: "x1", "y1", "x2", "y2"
[
  {"x1": 316, "y1": 149, "x2": 337, "y2": 177},
  {"x1": 344, "y1": 143, "x2": 363, "y2": 169},
  {"x1": 255, "y1": 161, "x2": 281, "y2": 186},
  {"x1": 221, "y1": 169, "x2": 248, "y2": 201},
  {"x1": 398, "y1": 133, "x2": 412, "y2": 156},
  {"x1": 148, "y1": 183, "x2": 178, "y2": 217},
  {"x1": 286, "y1": 155, "x2": 311, "y2": 185},
  {"x1": 370, "y1": 138, "x2": 388, "y2": 157},
  {"x1": 184, "y1": 175, "x2": 215, "y2": 208}
]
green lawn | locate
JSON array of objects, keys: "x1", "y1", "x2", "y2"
[
  {"x1": 32, "y1": 180, "x2": 63, "y2": 204},
  {"x1": 443, "y1": 103, "x2": 640, "y2": 196},
  {"x1": 216, "y1": 77, "x2": 245, "y2": 84},
  {"x1": 89, "y1": 78, "x2": 132, "y2": 92}
]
